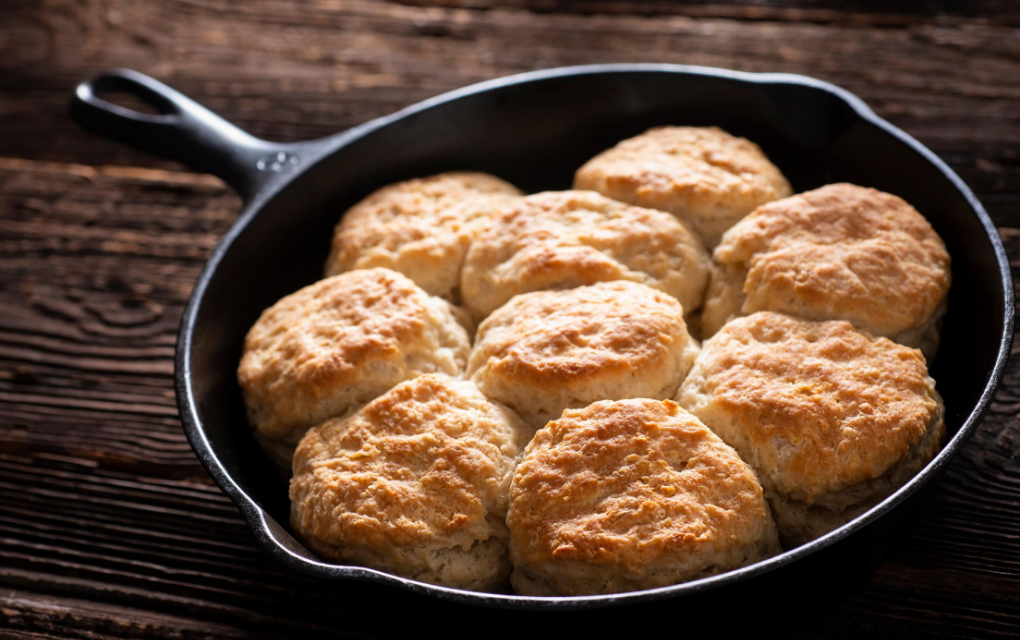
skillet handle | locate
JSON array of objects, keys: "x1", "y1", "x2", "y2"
[{"x1": 71, "y1": 69, "x2": 306, "y2": 203}]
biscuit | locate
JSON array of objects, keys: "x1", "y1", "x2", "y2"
[
  {"x1": 701, "y1": 183, "x2": 951, "y2": 361},
  {"x1": 238, "y1": 268, "x2": 471, "y2": 468},
  {"x1": 468, "y1": 281, "x2": 699, "y2": 430},
  {"x1": 676, "y1": 312, "x2": 945, "y2": 546},
  {"x1": 507, "y1": 399, "x2": 779, "y2": 595},
  {"x1": 290, "y1": 375, "x2": 533, "y2": 591},
  {"x1": 460, "y1": 190, "x2": 709, "y2": 320},
  {"x1": 325, "y1": 172, "x2": 521, "y2": 300},
  {"x1": 574, "y1": 126, "x2": 792, "y2": 248}
]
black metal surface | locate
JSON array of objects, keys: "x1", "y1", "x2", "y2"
[
  {"x1": 71, "y1": 64, "x2": 1014, "y2": 611},
  {"x1": 70, "y1": 69, "x2": 317, "y2": 203}
]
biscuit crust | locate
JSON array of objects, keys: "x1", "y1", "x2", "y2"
[
  {"x1": 468, "y1": 281, "x2": 700, "y2": 429},
  {"x1": 768, "y1": 393, "x2": 945, "y2": 546},
  {"x1": 574, "y1": 126, "x2": 792, "y2": 248},
  {"x1": 325, "y1": 172, "x2": 521, "y2": 300},
  {"x1": 460, "y1": 190, "x2": 709, "y2": 320},
  {"x1": 238, "y1": 269, "x2": 471, "y2": 467},
  {"x1": 290, "y1": 375, "x2": 533, "y2": 591},
  {"x1": 676, "y1": 312, "x2": 943, "y2": 542},
  {"x1": 702, "y1": 183, "x2": 951, "y2": 360},
  {"x1": 507, "y1": 399, "x2": 779, "y2": 595}
]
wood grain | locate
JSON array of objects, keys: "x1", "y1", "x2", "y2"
[{"x1": 0, "y1": 1, "x2": 1018, "y2": 638}]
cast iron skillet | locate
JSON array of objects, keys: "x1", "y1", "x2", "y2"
[{"x1": 71, "y1": 64, "x2": 1012, "y2": 612}]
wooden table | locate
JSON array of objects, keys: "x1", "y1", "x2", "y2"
[{"x1": 2, "y1": 2, "x2": 1018, "y2": 637}]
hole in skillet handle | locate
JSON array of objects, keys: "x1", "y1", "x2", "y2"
[
  {"x1": 72, "y1": 69, "x2": 183, "y2": 127},
  {"x1": 91, "y1": 88, "x2": 167, "y2": 116}
]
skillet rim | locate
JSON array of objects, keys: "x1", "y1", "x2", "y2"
[{"x1": 174, "y1": 63, "x2": 1015, "y2": 609}]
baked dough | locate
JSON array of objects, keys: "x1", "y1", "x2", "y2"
[
  {"x1": 702, "y1": 183, "x2": 951, "y2": 361},
  {"x1": 468, "y1": 281, "x2": 699, "y2": 429},
  {"x1": 507, "y1": 398, "x2": 779, "y2": 595},
  {"x1": 325, "y1": 172, "x2": 521, "y2": 301},
  {"x1": 676, "y1": 312, "x2": 945, "y2": 545},
  {"x1": 460, "y1": 190, "x2": 709, "y2": 320},
  {"x1": 575, "y1": 126, "x2": 792, "y2": 248},
  {"x1": 290, "y1": 374, "x2": 533, "y2": 590},
  {"x1": 238, "y1": 268, "x2": 471, "y2": 468}
]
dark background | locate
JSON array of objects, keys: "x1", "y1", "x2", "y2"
[{"x1": 1, "y1": 1, "x2": 1019, "y2": 638}]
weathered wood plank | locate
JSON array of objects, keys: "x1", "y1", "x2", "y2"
[
  {"x1": 0, "y1": 1, "x2": 1017, "y2": 224},
  {"x1": 0, "y1": 1, "x2": 1018, "y2": 638}
]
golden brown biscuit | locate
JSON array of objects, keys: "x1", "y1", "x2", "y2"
[
  {"x1": 676, "y1": 312, "x2": 945, "y2": 546},
  {"x1": 702, "y1": 183, "x2": 951, "y2": 361},
  {"x1": 574, "y1": 126, "x2": 792, "y2": 248},
  {"x1": 238, "y1": 268, "x2": 471, "y2": 468},
  {"x1": 325, "y1": 172, "x2": 521, "y2": 300},
  {"x1": 507, "y1": 399, "x2": 779, "y2": 595},
  {"x1": 468, "y1": 281, "x2": 699, "y2": 429},
  {"x1": 460, "y1": 190, "x2": 709, "y2": 321},
  {"x1": 290, "y1": 375, "x2": 533, "y2": 591}
]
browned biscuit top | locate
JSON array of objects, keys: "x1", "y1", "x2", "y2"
[
  {"x1": 714, "y1": 183, "x2": 951, "y2": 337},
  {"x1": 677, "y1": 312, "x2": 939, "y2": 502},
  {"x1": 460, "y1": 190, "x2": 708, "y2": 319},
  {"x1": 290, "y1": 374, "x2": 531, "y2": 553},
  {"x1": 238, "y1": 268, "x2": 469, "y2": 445},
  {"x1": 508, "y1": 399, "x2": 771, "y2": 571},
  {"x1": 574, "y1": 126, "x2": 792, "y2": 247},
  {"x1": 469, "y1": 281, "x2": 692, "y2": 392},
  {"x1": 325, "y1": 171, "x2": 521, "y2": 298}
]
